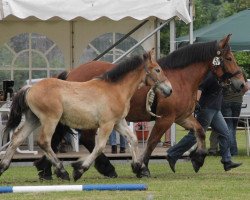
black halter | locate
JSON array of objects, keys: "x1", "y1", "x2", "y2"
[
  {"x1": 143, "y1": 65, "x2": 161, "y2": 89},
  {"x1": 210, "y1": 45, "x2": 242, "y2": 85}
]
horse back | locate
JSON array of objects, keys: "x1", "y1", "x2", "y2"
[
  {"x1": 67, "y1": 61, "x2": 114, "y2": 82},
  {"x1": 66, "y1": 61, "x2": 153, "y2": 122}
]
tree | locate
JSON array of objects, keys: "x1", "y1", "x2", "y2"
[
  {"x1": 160, "y1": 0, "x2": 250, "y2": 77},
  {"x1": 235, "y1": 52, "x2": 250, "y2": 77}
]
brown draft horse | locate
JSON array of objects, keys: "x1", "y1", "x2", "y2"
[
  {"x1": 0, "y1": 51, "x2": 172, "y2": 181},
  {"x1": 35, "y1": 34, "x2": 248, "y2": 180}
]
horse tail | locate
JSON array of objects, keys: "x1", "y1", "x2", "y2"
[
  {"x1": 3, "y1": 86, "x2": 30, "y2": 135},
  {"x1": 57, "y1": 70, "x2": 69, "y2": 80}
]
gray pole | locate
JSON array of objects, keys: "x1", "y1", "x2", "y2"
[
  {"x1": 112, "y1": 18, "x2": 172, "y2": 64},
  {"x1": 93, "y1": 20, "x2": 149, "y2": 61},
  {"x1": 169, "y1": 19, "x2": 176, "y2": 52},
  {"x1": 169, "y1": 18, "x2": 176, "y2": 145},
  {"x1": 189, "y1": 0, "x2": 194, "y2": 44}
]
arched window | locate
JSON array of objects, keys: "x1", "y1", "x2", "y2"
[
  {"x1": 79, "y1": 32, "x2": 145, "y2": 64},
  {"x1": 0, "y1": 33, "x2": 66, "y2": 90}
]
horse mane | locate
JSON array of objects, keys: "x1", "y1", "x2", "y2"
[
  {"x1": 99, "y1": 55, "x2": 144, "y2": 82},
  {"x1": 57, "y1": 70, "x2": 69, "y2": 80},
  {"x1": 158, "y1": 41, "x2": 218, "y2": 69}
]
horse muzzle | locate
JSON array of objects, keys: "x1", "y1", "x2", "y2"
[
  {"x1": 155, "y1": 81, "x2": 173, "y2": 97},
  {"x1": 231, "y1": 78, "x2": 248, "y2": 93}
]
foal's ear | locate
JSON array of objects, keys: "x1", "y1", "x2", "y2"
[
  {"x1": 219, "y1": 34, "x2": 232, "y2": 49},
  {"x1": 143, "y1": 48, "x2": 155, "y2": 63}
]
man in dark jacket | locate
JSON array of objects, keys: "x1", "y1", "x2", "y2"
[{"x1": 166, "y1": 72, "x2": 242, "y2": 172}]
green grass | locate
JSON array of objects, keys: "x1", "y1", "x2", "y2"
[{"x1": 0, "y1": 129, "x2": 249, "y2": 200}]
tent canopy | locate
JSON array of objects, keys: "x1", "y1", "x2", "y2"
[
  {"x1": 177, "y1": 9, "x2": 250, "y2": 51},
  {"x1": 0, "y1": 0, "x2": 191, "y2": 23}
]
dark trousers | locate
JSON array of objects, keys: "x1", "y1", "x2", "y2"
[{"x1": 168, "y1": 108, "x2": 231, "y2": 162}]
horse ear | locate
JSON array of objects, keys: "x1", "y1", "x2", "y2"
[
  {"x1": 219, "y1": 34, "x2": 232, "y2": 49},
  {"x1": 143, "y1": 48, "x2": 155, "y2": 63},
  {"x1": 148, "y1": 48, "x2": 155, "y2": 63}
]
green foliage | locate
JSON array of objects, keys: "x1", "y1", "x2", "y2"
[
  {"x1": 234, "y1": 51, "x2": 250, "y2": 78},
  {"x1": 194, "y1": 0, "x2": 219, "y2": 29},
  {"x1": 160, "y1": 0, "x2": 250, "y2": 73}
]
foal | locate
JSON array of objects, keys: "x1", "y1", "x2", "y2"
[{"x1": 0, "y1": 50, "x2": 172, "y2": 181}]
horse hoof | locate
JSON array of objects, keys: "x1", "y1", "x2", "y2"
[
  {"x1": 54, "y1": 168, "x2": 70, "y2": 181},
  {"x1": 39, "y1": 175, "x2": 53, "y2": 181},
  {"x1": 106, "y1": 170, "x2": 118, "y2": 178},
  {"x1": 136, "y1": 166, "x2": 150, "y2": 178},
  {"x1": 72, "y1": 161, "x2": 88, "y2": 181},
  {"x1": 72, "y1": 169, "x2": 84, "y2": 181},
  {"x1": 189, "y1": 150, "x2": 207, "y2": 173},
  {"x1": 131, "y1": 162, "x2": 142, "y2": 175},
  {"x1": 38, "y1": 171, "x2": 53, "y2": 181}
]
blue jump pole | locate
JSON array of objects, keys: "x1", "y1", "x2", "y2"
[{"x1": 0, "y1": 184, "x2": 148, "y2": 193}]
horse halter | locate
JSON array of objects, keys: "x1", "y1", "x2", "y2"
[
  {"x1": 210, "y1": 46, "x2": 242, "y2": 85},
  {"x1": 143, "y1": 64, "x2": 162, "y2": 90}
]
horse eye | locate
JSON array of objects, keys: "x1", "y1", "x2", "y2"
[
  {"x1": 155, "y1": 68, "x2": 161, "y2": 73},
  {"x1": 226, "y1": 57, "x2": 232, "y2": 61}
]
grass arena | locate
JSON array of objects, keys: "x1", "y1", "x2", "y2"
[{"x1": 0, "y1": 129, "x2": 249, "y2": 200}]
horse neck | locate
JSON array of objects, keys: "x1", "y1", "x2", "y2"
[
  {"x1": 169, "y1": 61, "x2": 210, "y2": 91},
  {"x1": 115, "y1": 66, "x2": 145, "y2": 101}
]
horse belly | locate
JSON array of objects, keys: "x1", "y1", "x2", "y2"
[{"x1": 60, "y1": 107, "x2": 99, "y2": 130}]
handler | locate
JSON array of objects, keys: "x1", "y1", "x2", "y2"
[{"x1": 166, "y1": 71, "x2": 242, "y2": 172}]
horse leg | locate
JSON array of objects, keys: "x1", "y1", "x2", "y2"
[
  {"x1": 34, "y1": 123, "x2": 67, "y2": 180},
  {"x1": 0, "y1": 114, "x2": 39, "y2": 175},
  {"x1": 72, "y1": 123, "x2": 113, "y2": 181},
  {"x1": 177, "y1": 115, "x2": 207, "y2": 172},
  {"x1": 138, "y1": 118, "x2": 173, "y2": 178},
  {"x1": 79, "y1": 130, "x2": 118, "y2": 178},
  {"x1": 114, "y1": 119, "x2": 141, "y2": 176},
  {"x1": 37, "y1": 121, "x2": 70, "y2": 181}
]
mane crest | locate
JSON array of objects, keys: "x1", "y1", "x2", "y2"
[
  {"x1": 158, "y1": 41, "x2": 218, "y2": 69},
  {"x1": 100, "y1": 55, "x2": 144, "y2": 82}
]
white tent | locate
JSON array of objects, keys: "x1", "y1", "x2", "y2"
[
  {"x1": 0, "y1": 0, "x2": 191, "y2": 22},
  {"x1": 0, "y1": 0, "x2": 191, "y2": 150},
  {"x1": 0, "y1": 0, "x2": 191, "y2": 89}
]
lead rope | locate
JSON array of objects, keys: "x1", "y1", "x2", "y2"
[{"x1": 146, "y1": 87, "x2": 161, "y2": 118}]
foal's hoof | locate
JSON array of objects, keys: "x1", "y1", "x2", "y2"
[
  {"x1": 72, "y1": 169, "x2": 83, "y2": 181},
  {"x1": 189, "y1": 150, "x2": 207, "y2": 173},
  {"x1": 72, "y1": 161, "x2": 88, "y2": 181},
  {"x1": 38, "y1": 171, "x2": 53, "y2": 181},
  {"x1": 136, "y1": 165, "x2": 151, "y2": 178},
  {"x1": 54, "y1": 168, "x2": 70, "y2": 181},
  {"x1": 131, "y1": 162, "x2": 142, "y2": 175},
  {"x1": 105, "y1": 170, "x2": 118, "y2": 178}
]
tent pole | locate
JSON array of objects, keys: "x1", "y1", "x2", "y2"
[
  {"x1": 113, "y1": 18, "x2": 171, "y2": 64},
  {"x1": 70, "y1": 21, "x2": 75, "y2": 68},
  {"x1": 93, "y1": 20, "x2": 149, "y2": 61},
  {"x1": 189, "y1": 0, "x2": 194, "y2": 44},
  {"x1": 156, "y1": 19, "x2": 161, "y2": 59},
  {"x1": 169, "y1": 19, "x2": 176, "y2": 146},
  {"x1": 169, "y1": 19, "x2": 176, "y2": 52}
]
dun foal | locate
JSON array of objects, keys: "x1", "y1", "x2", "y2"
[{"x1": 0, "y1": 50, "x2": 172, "y2": 181}]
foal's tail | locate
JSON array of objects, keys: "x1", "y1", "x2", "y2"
[{"x1": 3, "y1": 86, "x2": 30, "y2": 135}]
